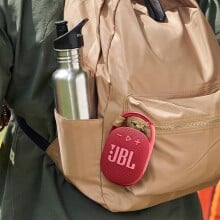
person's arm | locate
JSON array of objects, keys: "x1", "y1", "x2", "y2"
[
  {"x1": 0, "y1": 3, "x2": 14, "y2": 125},
  {"x1": 197, "y1": 0, "x2": 220, "y2": 43}
]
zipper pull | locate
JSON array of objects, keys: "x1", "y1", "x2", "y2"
[{"x1": 144, "y1": 0, "x2": 166, "y2": 22}]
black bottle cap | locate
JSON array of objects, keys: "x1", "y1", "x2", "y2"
[
  {"x1": 55, "y1": 20, "x2": 68, "y2": 37},
  {"x1": 54, "y1": 18, "x2": 89, "y2": 50}
]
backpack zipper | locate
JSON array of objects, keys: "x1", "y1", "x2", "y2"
[{"x1": 155, "y1": 117, "x2": 220, "y2": 132}]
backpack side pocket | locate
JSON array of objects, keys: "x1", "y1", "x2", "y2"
[{"x1": 54, "y1": 111, "x2": 107, "y2": 207}]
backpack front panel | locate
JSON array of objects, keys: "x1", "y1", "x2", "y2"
[{"x1": 57, "y1": 0, "x2": 220, "y2": 212}]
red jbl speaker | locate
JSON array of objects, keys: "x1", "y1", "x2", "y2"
[{"x1": 100, "y1": 112, "x2": 155, "y2": 186}]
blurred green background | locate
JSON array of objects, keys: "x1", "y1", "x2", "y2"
[{"x1": 0, "y1": 128, "x2": 6, "y2": 145}]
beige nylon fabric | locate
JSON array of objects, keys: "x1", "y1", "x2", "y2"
[{"x1": 47, "y1": 0, "x2": 220, "y2": 212}]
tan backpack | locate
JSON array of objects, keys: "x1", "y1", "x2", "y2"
[{"x1": 46, "y1": 0, "x2": 220, "y2": 212}]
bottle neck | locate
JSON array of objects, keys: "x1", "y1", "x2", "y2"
[{"x1": 55, "y1": 48, "x2": 81, "y2": 70}]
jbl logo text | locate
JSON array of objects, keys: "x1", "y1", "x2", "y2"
[{"x1": 107, "y1": 144, "x2": 136, "y2": 169}]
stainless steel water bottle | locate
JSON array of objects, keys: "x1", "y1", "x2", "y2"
[{"x1": 52, "y1": 19, "x2": 95, "y2": 119}]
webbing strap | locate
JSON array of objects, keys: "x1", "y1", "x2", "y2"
[
  {"x1": 144, "y1": 0, "x2": 166, "y2": 22},
  {"x1": 15, "y1": 115, "x2": 49, "y2": 151}
]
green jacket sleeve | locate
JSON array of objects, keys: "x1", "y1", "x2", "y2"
[
  {"x1": 0, "y1": 4, "x2": 14, "y2": 113},
  {"x1": 197, "y1": 0, "x2": 220, "y2": 43}
]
